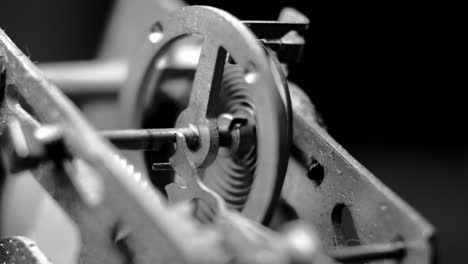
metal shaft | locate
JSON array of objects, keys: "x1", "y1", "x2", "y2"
[
  {"x1": 101, "y1": 128, "x2": 198, "y2": 150},
  {"x1": 39, "y1": 60, "x2": 125, "y2": 100}
]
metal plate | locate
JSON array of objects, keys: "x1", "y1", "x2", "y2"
[{"x1": 281, "y1": 89, "x2": 436, "y2": 263}]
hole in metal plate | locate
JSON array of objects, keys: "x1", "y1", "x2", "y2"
[
  {"x1": 307, "y1": 158, "x2": 324, "y2": 186},
  {"x1": 332, "y1": 203, "x2": 361, "y2": 247}
]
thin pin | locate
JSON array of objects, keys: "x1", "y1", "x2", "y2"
[{"x1": 152, "y1": 162, "x2": 173, "y2": 171}]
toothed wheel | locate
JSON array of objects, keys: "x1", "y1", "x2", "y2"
[{"x1": 122, "y1": 6, "x2": 292, "y2": 223}]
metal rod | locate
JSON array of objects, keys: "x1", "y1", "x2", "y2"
[
  {"x1": 328, "y1": 242, "x2": 406, "y2": 263},
  {"x1": 152, "y1": 162, "x2": 173, "y2": 171},
  {"x1": 101, "y1": 128, "x2": 180, "y2": 150},
  {"x1": 39, "y1": 60, "x2": 126, "y2": 100},
  {"x1": 101, "y1": 127, "x2": 199, "y2": 150}
]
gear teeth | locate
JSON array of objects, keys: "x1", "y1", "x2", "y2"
[
  {"x1": 134, "y1": 172, "x2": 142, "y2": 182},
  {"x1": 113, "y1": 154, "x2": 149, "y2": 189}
]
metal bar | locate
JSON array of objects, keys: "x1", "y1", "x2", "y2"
[
  {"x1": 329, "y1": 242, "x2": 406, "y2": 263},
  {"x1": 38, "y1": 60, "x2": 126, "y2": 100},
  {"x1": 187, "y1": 40, "x2": 227, "y2": 122},
  {"x1": 243, "y1": 21, "x2": 309, "y2": 40},
  {"x1": 243, "y1": 21, "x2": 308, "y2": 64}
]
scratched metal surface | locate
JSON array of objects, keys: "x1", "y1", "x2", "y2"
[{"x1": 280, "y1": 88, "x2": 436, "y2": 263}]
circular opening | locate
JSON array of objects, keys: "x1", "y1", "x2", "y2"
[
  {"x1": 307, "y1": 159, "x2": 324, "y2": 186},
  {"x1": 148, "y1": 22, "x2": 164, "y2": 43},
  {"x1": 331, "y1": 204, "x2": 361, "y2": 247}
]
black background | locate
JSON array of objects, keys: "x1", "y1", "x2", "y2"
[{"x1": 0, "y1": 0, "x2": 465, "y2": 262}]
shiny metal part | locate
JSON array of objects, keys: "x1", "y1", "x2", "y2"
[
  {"x1": 0, "y1": 237, "x2": 52, "y2": 264},
  {"x1": 0, "y1": 30, "x2": 203, "y2": 264},
  {"x1": 0, "y1": 2, "x2": 437, "y2": 264},
  {"x1": 282, "y1": 88, "x2": 435, "y2": 263},
  {"x1": 166, "y1": 133, "x2": 225, "y2": 216},
  {"x1": 0, "y1": 28, "x2": 203, "y2": 264},
  {"x1": 0, "y1": 26, "x2": 333, "y2": 264},
  {"x1": 115, "y1": 4, "x2": 434, "y2": 263},
  {"x1": 39, "y1": 11, "x2": 308, "y2": 101},
  {"x1": 122, "y1": 6, "x2": 292, "y2": 223}
]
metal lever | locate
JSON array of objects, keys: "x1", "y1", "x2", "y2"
[{"x1": 165, "y1": 132, "x2": 226, "y2": 216}]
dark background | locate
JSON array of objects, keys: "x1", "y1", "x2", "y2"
[{"x1": 0, "y1": 0, "x2": 465, "y2": 262}]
